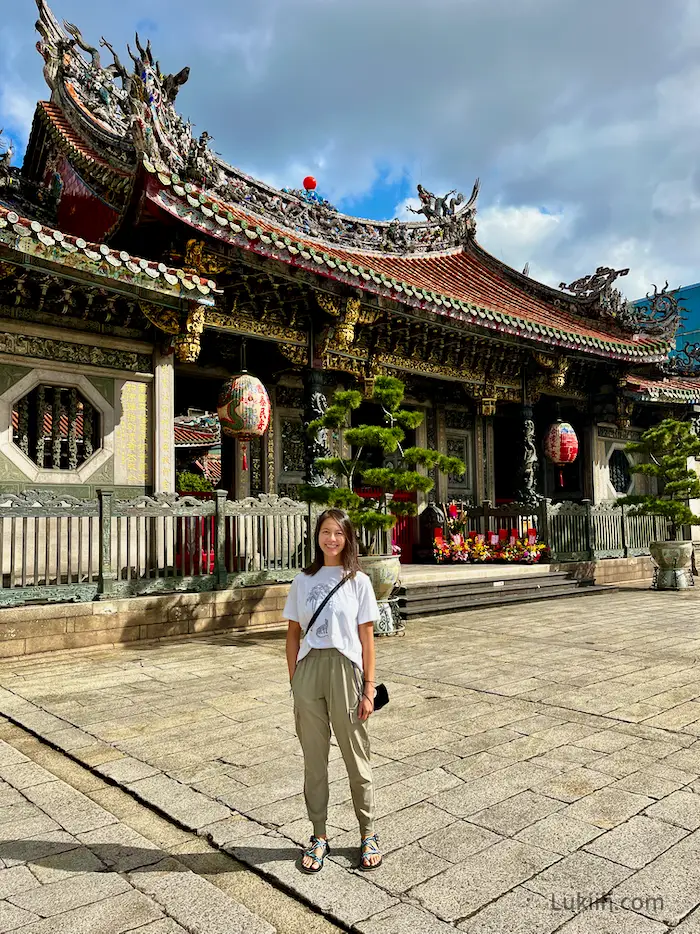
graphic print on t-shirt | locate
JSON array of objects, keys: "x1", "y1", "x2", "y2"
[{"x1": 307, "y1": 581, "x2": 339, "y2": 637}]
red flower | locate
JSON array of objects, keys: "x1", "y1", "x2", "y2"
[{"x1": 448, "y1": 503, "x2": 458, "y2": 519}]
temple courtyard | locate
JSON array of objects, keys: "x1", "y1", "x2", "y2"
[{"x1": 1, "y1": 588, "x2": 700, "y2": 932}]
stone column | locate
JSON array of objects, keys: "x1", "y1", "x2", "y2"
[
  {"x1": 303, "y1": 368, "x2": 330, "y2": 486},
  {"x1": 518, "y1": 403, "x2": 540, "y2": 508},
  {"x1": 153, "y1": 352, "x2": 175, "y2": 494}
]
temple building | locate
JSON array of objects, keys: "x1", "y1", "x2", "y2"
[{"x1": 1, "y1": 1, "x2": 699, "y2": 563}]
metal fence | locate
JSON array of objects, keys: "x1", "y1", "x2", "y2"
[
  {"x1": 0, "y1": 490, "x2": 317, "y2": 608},
  {"x1": 0, "y1": 489, "x2": 681, "y2": 608},
  {"x1": 438, "y1": 499, "x2": 675, "y2": 562}
]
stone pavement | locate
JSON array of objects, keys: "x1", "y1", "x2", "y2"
[
  {"x1": 1, "y1": 587, "x2": 700, "y2": 931},
  {"x1": 0, "y1": 733, "x2": 277, "y2": 934},
  {"x1": 0, "y1": 720, "x2": 343, "y2": 934}
]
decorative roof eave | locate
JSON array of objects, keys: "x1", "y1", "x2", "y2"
[
  {"x1": 0, "y1": 204, "x2": 222, "y2": 307},
  {"x1": 147, "y1": 177, "x2": 670, "y2": 364},
  {"x1": 35, "y1": 102, "x2": 134, "y2": 195},
  {"x1": 626, "y1": 378, "x2": 700, "y2": 405}
]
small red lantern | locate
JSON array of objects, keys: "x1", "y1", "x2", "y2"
[
  {"x1": 217, "y1": 373, "x2": 271, "y2": 471},
  {"x1": 303, "y1": 175, "x2": 317, "y2": 191},
  {"x1": 544, "y1": 420, "x2": 579, "y2": 487}
]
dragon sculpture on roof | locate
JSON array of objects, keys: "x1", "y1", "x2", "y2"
[
  {"x1": 33, "y1": 0, "x2": 487, "y2": 255},
  {"x1": 559, "y1": 266, "x2": 683, "y2": 339}
]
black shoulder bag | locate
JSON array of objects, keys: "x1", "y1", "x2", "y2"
[{"x1": 304, "y1": 574, "x2": 390, "y2": 712}]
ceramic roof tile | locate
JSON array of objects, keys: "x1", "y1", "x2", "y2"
[{"x1": 148, "y1": 171, "x2": 669, "y2": 361}]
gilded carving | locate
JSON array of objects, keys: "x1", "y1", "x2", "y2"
[
  {"x1": 280, "y1": 345, "x2": 309, "y2": 366},
  {"x1": 206, "y1": 308, "x2": 306, "y2": 345},
  {"x1": 184, "y1": 239, "x2": 231, "y2": 276},
  {"x1": 550, "y1": 357, "x2": 570, "y2": 389},
  {"x1": 139, "y1": 302, "x2": 180, "y2": 335},
  {"x1": 316, "y1": 293, "x2": 342, "y2": 318},
  {"x1": 316, "y1": 293, "x2": 379, "y2": 351},
  {"x1": 174, "y1": 305, "x2": 206, "y2": 362}
]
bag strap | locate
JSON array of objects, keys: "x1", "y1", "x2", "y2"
[{"x1": 304, "y1": 573, "x2": 351, "y2": 637}]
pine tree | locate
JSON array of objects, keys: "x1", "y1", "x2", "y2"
[
  {"x1": 618, "y1": 418, "x2": 700, "y2": 539},
  {"x1": 301, "y1": 375, "x2": 465, "y2": 554}
]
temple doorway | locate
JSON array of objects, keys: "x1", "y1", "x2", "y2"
[{"x1": 493, "y1": 408, "x2": 523, "y2": 504}]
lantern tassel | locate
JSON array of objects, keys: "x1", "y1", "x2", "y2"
[
  {"x1": 559, "y1": 469, "x2": 564, "y2": 488},
  {"x1": 242, "y1": 442, "x2": 248, "y2": 471}
]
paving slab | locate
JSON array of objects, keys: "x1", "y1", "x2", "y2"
[
  {"x1": 584, "y1": 814, "x2": 688, "y2": 869},
  {"x1": 409, "y1": 839, "x2": 559, "y2": 922},
  {"x1": 3, "y1": 588, "x2": 700, "y2": 930},
  {"x1": 523, "y1": 850, "x2": 634, "y2": 906},
  {"x1": 645, "y1": 790, "x2": 700, "y2": 830},
  {"x1": 129, "y1": 857, "x2": 275, "y2": 934},
  {"x1": 456, "y1": 885, "x2": 576, "y2": 934}
]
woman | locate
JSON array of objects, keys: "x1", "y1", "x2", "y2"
[{"x1": 284, "y1": 508, "x2": 382, "y2": 874}]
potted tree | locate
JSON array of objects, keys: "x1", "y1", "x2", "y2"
[
  {"x1": 301, "y1": 375, "x2": 465, "y2": 602},
  {"x1": 175, "y1": 470, "x2": 214, "y2": 495},
  {"x1": 618, "y1": 418, "x2": 700, "y2": 590}
]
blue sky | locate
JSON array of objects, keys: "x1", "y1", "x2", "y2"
[{"x1": 2, "y1": 0, "x2": 700, "y2": 301}]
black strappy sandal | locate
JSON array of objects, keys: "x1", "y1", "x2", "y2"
[
  {"x1": 359, "y1": 833, "x2": 382, "y2": 871},
  {"x1": 300, "y1": 835, "x2": 330, "y2": 874}
]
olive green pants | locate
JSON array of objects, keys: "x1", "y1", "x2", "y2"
[{"x1": 292, "y1": 648, "x2": 375, "y2": 838}]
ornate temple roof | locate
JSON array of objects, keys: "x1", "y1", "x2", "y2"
[
  {"x1": 147, "y1": 164, "x2": 671, "y2": 362},
  {"x1": 6, "y1": 2, "x2": 685, "y2": 371},
  {"x1": 0, "y1": 203, "x2": 220, "y2": 306},
  {"x1": 626, "y1": 374, "x2": 700, "y2": 404},
  {"x1": 174, "y1": 414, "x2": 220, "y2": 447}
]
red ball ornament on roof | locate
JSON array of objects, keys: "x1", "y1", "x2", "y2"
[
  {"x1": 303, "y1": 175, "x2": 317, "y2": 191},
  {"x1": 544, "y1": 419, "x2": 579, "y2": 488},
  {"x1": 217, "y1": 373, "x2": 271, "y2": 471}
]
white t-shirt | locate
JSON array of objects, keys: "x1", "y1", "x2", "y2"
[{"x1": 283, "y1": 566, "x2": 380, "y2": 670}]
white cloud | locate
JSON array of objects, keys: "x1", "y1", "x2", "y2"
[
  {"x1": 0, "y1": 84, "x2": 35, "y2": 143},
  {"x1": 478, "y1": 205, "x2": 573, "y2": 271}
]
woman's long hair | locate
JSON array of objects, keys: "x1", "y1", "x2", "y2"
[{"x1": 304, "y1": 508, "x2": 360, "y2": 577}]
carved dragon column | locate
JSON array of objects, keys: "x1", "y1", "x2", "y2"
[
  {"x1": 518, "y1": 362, "x2": 541, "y2": 509},
  {"x1": 302, "y1": 368, "x2": 331, "y2": 487},
  {"x1": 518, "y1": 403, "x2": 540, "y2": 509}
]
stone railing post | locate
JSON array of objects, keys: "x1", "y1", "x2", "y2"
[
  {"x1": 97, "y1": 489, "x2": 115, "y2": 597},
  {"x1": 214, "y1": 489, "x2": 228, "y2": 589},
  {"x1": 305, "y1": 503, "x2": 313, "y2": 566},
  {"x1": 538, "y1": 498, "x2": 551, "y2": 554},
  {"x1": 481, "y1": 499, "x2": 491, "y2": 538},
  {"x1": 582, "y1": 499, "x2": 593, "y2": 559}
]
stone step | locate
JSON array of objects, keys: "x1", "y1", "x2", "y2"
[
  {"x1": 399, "y1": 571, "x2": 577, "y2": 602},
  {"x1": 400, "y1": 583, "x2": 615, "y2": 619}
]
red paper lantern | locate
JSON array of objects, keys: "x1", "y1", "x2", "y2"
[
  {"x1": 217, "y1": 373, "x2": 271, "y2": 471},
  {"x1": 544, "y1": 420, "x2": 579, "y2": 487},
  {"x1": 303, "y1": 175, "x2": 317, "y2": 191}
]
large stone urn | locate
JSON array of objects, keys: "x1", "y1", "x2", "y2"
[
  {"x1": 359, "y1": 554, "x2": 401, "y2": 634},
  {"x1": 649, "y1": 541, "x2": 694, "y2": 590}
]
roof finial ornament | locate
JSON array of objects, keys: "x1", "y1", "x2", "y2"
[
  {"x1": 63, "y1": 20, "x2": 102, "y2": 69},
  {"x1": 0, "y1": 132, "x2": 14, "y2": 186},
  {"x1": 407, "y1": 178, "x2": 480, "y2": 242},
  {"x1": 559, "y1": 266, "x2": 682, "y2": 338},
  {"x1": 408, "y1": 178, "x2": 480, "y2": 223}
]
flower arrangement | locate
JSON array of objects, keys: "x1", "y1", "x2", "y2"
[{"x1": 433, "y1": 527, "x2": 549, "y2": 564}]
